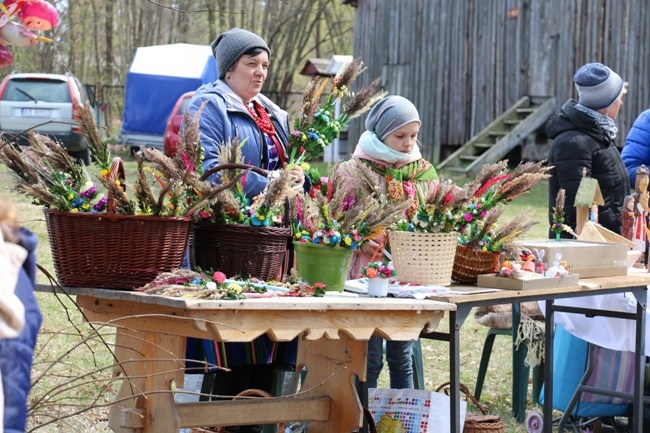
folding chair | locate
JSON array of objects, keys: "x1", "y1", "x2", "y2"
[{"x1": 541, "y1": 325, "x2": 637, "y2": 433}]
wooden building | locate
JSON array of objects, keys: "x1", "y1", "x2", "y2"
[{"x1": 342, "y1": 0, "x2": 650, "y2": 166}]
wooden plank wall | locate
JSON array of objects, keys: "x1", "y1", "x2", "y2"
[{"x1": 345, "y1": 0, "x2": 649, "y2": 164}]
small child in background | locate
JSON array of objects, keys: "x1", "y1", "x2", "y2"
[
  {"x1": 0, "y1": 197, "x2": 42, "y2": 432},
  {"x1": 334, "y1": 95, "x2": 438, "y2": 389}
]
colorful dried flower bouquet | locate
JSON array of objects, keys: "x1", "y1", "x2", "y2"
[
  {"x1": 0, "y1": 102, "x2": 224, "y2": 218},
  {"x1": 137, "y1": 268, "x2": 329, "y2": 299},
  {"x1": 288, "y1": 57, "x2": 386, "y2": 164},
  {"x1": 361, "y1": 261, "x2": 397, "y2": 279},
  {"x1": 199, "y1": 138, "x2": 303, "y2": 227},
  {"x1": 394, "y1": 160, "x2": 550, "y2": 254},
  {"x1": 292, "y1": 162, "x2": 410, "y2": 249}
]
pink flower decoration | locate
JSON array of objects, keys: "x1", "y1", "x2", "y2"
[
  {"x1": 213, "y1": 271, "x2": 227, "y2": 284},
  {"x1": 403, "y1": 181, "x2": 415, "y2": 198},
  {"x1": 181, "y1": 152, "x2": 194, "y2": 172},
  {"x1": 464, "y1": 213, "x2": 473, "y2": 222},
  {"x1": 342, "y1": 195, "x2": 356, "y2": 211}
]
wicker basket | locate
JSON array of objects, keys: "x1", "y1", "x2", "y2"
[
  {"x1": 43, "y1": 157, "x2": 192, "y2": 290},
  {"x1": 190, "y1": 222, "x2": 291, "y2": 281},
  {"x1": 190, "y1": 162, "x2": 292, "y2": 281},
  {"x1": 436, "y1": 382, "x2": 505, "y2": 433},
  {"x1": 388, "y1": 231, "x2": 457, "y2": 286},
  {"x1": 44, "y1": 209, "x2": 192, "y2": 290},
  {"x1": 452, "y1": 245, "x2": 500, "y2": 284}
]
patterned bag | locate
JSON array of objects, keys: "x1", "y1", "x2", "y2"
[{"x1": 368, "y1": 387, "x2": 467, "y2": 433}]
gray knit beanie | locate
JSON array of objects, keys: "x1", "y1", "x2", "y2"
[
  {"x1": 573, "y1": 62, "x2": 625, "y2": 110},
  {"x1": 365, "y1": 95, "x2": 421, "y2": 140},
  {"x1": 210, "y1": 28, "x2": 270, "y2": 79}
]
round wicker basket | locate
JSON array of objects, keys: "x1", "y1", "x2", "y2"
[
  {"x1": 436, "y1": 382, "x2": 505, "y2": 433},
  {"x1": 44, "y1": 208, "x2": 192, "y2": 289},
  {"x1": 190, "y1": 222, "x2": 291, "y2": 281},
  {"x1": 388, "y1": 231, "x2": 458, "y2": 286},
  {"x1": 452, "y1": 245, "x2": 500, "y2": 284}
]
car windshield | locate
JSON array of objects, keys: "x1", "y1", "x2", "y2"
[
  {"x1": 2, "y1": 79, "x2": 71, "y2": 103},
  {"x1": 179, "y1": 96, "x2": 192, "y2": 115}
]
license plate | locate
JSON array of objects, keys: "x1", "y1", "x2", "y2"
[{"x1": 21, "y1": 108, "x2": 51, "y2": 117}]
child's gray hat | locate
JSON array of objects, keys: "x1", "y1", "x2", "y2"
[
  {"x1": 211, "y1": 28, "x2": 270, "y2": 79},
  {"x1": 573, "y1": 62, "x2": 625, "y2": 110},
  {"x1": 365, "y1": 95, "x2": 421, "y2": 140}
]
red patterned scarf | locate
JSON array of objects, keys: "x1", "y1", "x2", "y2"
[{"x1": 246, "y1": 100, "x2": 287, "y2": 166}]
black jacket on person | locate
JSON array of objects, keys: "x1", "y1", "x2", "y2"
[{"x1": 546, "y1": 99, "x2": 630, "y2": 236}]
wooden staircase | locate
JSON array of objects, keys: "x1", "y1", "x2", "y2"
[{"x1": 437, "y1": 96, "x2": 556, "y2": 175}]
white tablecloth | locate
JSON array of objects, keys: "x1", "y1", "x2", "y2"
[{"x1": 539, "y1": 290, "x2": 650, "y2": 356}]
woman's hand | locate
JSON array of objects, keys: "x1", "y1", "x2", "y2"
[{"x1": 286, "y1": 164, "x2": 305, "y2": 186}]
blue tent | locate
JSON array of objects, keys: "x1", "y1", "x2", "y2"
[{"x1": 120, "y1": 43, "x2": 217, "y2": 148}]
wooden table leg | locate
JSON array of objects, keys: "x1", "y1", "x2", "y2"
[
  {"x1": 108, "y1": 328, "x2": 185, "y2": 433},
  {"x1": 296, "y1": 333, "x2": 368, "y2": 433}
]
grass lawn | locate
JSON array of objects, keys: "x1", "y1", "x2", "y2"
[{"x1": 1, "y1": 151, "x2": 552, "y2": 433}]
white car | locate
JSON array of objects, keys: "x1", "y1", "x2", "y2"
[{"x1": 0, "y1": 72, "x2": 102, "y2": 164}]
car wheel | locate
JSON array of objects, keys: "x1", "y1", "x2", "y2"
[{"x1": 70, "y1": 148, "x2": 91, "y2": 165}]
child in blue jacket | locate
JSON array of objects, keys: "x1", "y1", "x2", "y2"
[{"x1": 0, "y1": 199, "x2": 42, "y2": 433}]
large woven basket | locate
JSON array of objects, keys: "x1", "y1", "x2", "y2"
[
  {"x1": 44, "y1": 209, "x2": 192, "y2": 289},
  {"x1": 43, "y1": 157, "x2": 192, "y2": 290},
  {"x1": 190, "y1": 222, "x2": 291, "y2": 281},
  {"x1": 452, "y1": 245, "x2": 500, "y2": 284},
  {"x1": 388, "y1": 231, "x2": 458, "y2": 286}
]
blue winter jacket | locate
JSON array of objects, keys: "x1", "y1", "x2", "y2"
[
  {"x1": 621, "y1": 108, "x2": 650, "y2": 188},
  {"x1": 186, "y1": 80, "x2": 290, "y2": 198},
  {"x1": 183, "y1": 81, "x2": 303, "y2": 369},
  {"x1": 0, "y1": 228, "x2": 41, "y2": 433}
]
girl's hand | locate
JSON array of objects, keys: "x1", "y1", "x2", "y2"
[{"x1": 361, "y1": 233, "x2": 388, "y2": 259}]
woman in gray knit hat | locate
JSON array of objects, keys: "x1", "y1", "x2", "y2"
[
  {"x1": 188, "y1": 27, "x2": 306, "y2": 197},
  {"x1": 185, "y1": 28, "x2": 307, "y2": 433}
]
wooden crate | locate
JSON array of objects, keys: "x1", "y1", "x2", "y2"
[
  {"x1": 477, "y1": 273, "x2": 580, "y2": 290},
  {"x1": 515, "y1": 239, "x2": 628, "y2": 278}
]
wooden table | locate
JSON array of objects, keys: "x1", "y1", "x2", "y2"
[
  {"x1": 425, "y1": 273, "x2": 650, "y2": 433},
  {"x1": 36, "y1": 285, "x2": 454, "y2": 433}
]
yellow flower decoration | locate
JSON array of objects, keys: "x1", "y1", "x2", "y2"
[
  {"x1": 376, "y1": 414, "x2": 405, "y2": 433},
  {"x1": 227, "y1": 283, "x2": 242, "y2": 294}
]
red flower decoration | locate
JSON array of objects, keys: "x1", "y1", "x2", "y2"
[{"x1": 213, "y1": 271, "x2": 227, "y2": 284}]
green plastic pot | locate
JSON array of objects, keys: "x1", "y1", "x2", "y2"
[{"x1": 293, "y1": 241, "x2": 354, "y2": 292}]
